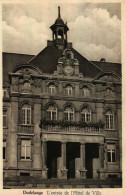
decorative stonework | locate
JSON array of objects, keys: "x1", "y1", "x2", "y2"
[{"x1": 57, "y1": 49, "x2": 80, "y2": 76}]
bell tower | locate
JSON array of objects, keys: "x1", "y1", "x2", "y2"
[{"x1": 50, "y1": 6, "x2": 69, "y2": 49}]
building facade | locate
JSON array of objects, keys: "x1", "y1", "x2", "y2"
[{"x1": 3, "y1": 7, "x2": 122, "y2": 186}]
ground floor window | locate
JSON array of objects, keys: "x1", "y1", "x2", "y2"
[
  {"x1": 107, "y1": 144, "x2": 116, "y2": 162},
  {"x1": 21, "y1": 140, "x2": 31, "y2": 160}
]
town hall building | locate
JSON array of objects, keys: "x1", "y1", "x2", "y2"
[{"x1": 3, "y1": 7, "x2": 122, "y2": 188}]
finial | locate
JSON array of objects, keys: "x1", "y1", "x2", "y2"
[{"x1": 58, "y1": 6, "x2": 61, "y2": 18}]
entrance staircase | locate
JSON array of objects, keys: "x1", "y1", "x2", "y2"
[{"x1": 3, "y1": 177, "x2": 122, "y2": 189}]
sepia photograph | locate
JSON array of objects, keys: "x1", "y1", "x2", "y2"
[{"x1": 2, "y1": 2, "x2": 122, "y2": 190}]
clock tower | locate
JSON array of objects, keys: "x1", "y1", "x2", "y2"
[{"x1": 50, "y1": 7, "x2": 69, "y2": 49}]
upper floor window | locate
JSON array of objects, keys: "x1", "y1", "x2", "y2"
[
  {"x1": 21, "y1": 140, "x2": 31, "y2": 160},
  {"x1": 3, "y1": 110, "x2": 7, "y2": 128},
  {"x1": 24, "y1": 81, "x2": 31, "y2": 90},
  {"x1": 81, "y1": 107, "x2": 91, "y2": 122},
  {"x1": 21, "y1": 104, "x2": 31, "y2": 125},
  {"x1": 3, "y1": 140, "x2": 6, "y2": 160},
  {"x1": 106, "y1": 88, "x2": 113, "y2": 94},
  {"x1": 83, "y1": 87, "x2": 90, "y2": 97},
  {"x1": 64, "y1": 106, "x2": 74, "y2": 121},
  {"x1": 105, "y1": 110, "x2": 114, "y2": 129},
  {"x1": 46, "y1": 105, "x2": 57, "y2": 120},
  {"x1": 107, "y1": 144, "x2": 116, "y2": 162},
  {"x1": 3, "y1": 89, "x2": 8, "y2": 98},
  {"x1": 66, "y1": 85, "x2": 72, "y2": 96},
  {"x1": 48, "y1": 85, "x2": 55, "y2": 94}
]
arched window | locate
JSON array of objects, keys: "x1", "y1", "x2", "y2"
[
  {"x1": 21, "y1": 104, "x2": 31, "y2": 125},
  {"x1": 81, "y1": 107, "x2": 91, "y2": 122},
  {"x1": 83, "y1": 87, "x2": 90, "y2": 97},
  {"x1": 66, "y1": 85, "x2": 72, "y2": 96},
  {"x1": 48, "y1": 84, "x2": 55, "y2": 94},
  {"x1": 46, "y1": 105, "x2": 57, "y2": 120},
  {"x1": 105, "y1": 110, "x2": 114, "y2": 129},
  {"x1": 64, "y1": 106, "x2": 74, "y2": 121}
]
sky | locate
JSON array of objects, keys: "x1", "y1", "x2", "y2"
[{"x1": 2, "y1": 3, "x2": 121, "y2": 63}]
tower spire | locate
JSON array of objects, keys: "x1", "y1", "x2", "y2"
[{"x1": 58, "y1": 6, "x2": 61, "y2": 18}]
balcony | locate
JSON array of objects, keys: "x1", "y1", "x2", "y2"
[
  {"x1": 18, "y1": 124, "x2": 34, "y2": 134},
  {"x1": 105, "y1": 130, "x2": 118, "y2": 138},
  {"x1": 40, "y1": 120, "x2": 105, "y2": 135}
]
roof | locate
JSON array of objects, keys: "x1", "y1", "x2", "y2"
[
  {"x1": 91, "y1": 61, "x2": 121, "y2": 77},
  {"x1": 28, "y1": 45, "x2": 102, "y2": 78},
  {"x1": 3, "y1": 52, "x2": 34, "y2": 82},
  {"x1": 2, "y1": 47, "x2": 121, "y2": 83}
]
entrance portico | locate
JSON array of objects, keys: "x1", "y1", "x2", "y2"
[{"x1": 41, "y1": 132, "x2": 105, "y2": 179}]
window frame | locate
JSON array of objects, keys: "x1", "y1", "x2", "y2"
[
  {"x1": 21, "y1": 104, "x2": 31, "y2": 125},
  {"x1": 81, "y1": 107, "x2": 91, "y2": 122},
  {"x1": 82, "y1": 87, "x2": 90, "y2": 97},
  {"x1": 46, "y1": 105, "x2": 57, "y2": 120},
  {"x1": 3, "y1": 140, "x2": 6, "y2": 160},
  {"x1": 65, "y1": 85, "x2": 73, "y2": 96},
  {"x1": 48, "y1": 84, "x2": 56, "y2": 94},
  {"x1": 64, "y1": 106, "x2": 74, "y2": 121},
  {"x1": 21, "y1": 140, "x2": 31, "y2": 160},
  {"x1": 105, "y1": 110, "x2": 114, "y2": 130},
  {"x1": 3, "y1": 109, "x2": 7, "y2": 128}
]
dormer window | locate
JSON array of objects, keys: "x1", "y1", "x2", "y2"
[
  {"x1": 66, "y1": 85, "x2": 72, "y2": 96},
  {"x1": 48, "y1": 84, "x2": 55, "y2": 94}
]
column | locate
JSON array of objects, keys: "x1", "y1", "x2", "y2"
[
  {"x1": 41, "y1": 141, "x2": 48, "y2": 179},
  {"x1": 33, "y1": 103, "x2": 42, "y2": 175},
  {"x1": 60, "y1": 142, "x2": 67, "y2": 179},
  {"x1": 80, "y1": 143, "x2": 87, "y2": 179},
  {"x1": 7, "y1": 99, "x2": 18, "y2": 176},
  {"x1": 99, "y1": 143, "x2": 105, "y2": 179}
]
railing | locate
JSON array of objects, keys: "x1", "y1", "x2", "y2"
[
  {"x1": 18, "y1": 125, "x2": 34, "y2": 134},
  {"x1": 41, "y1": 124, "x2": 104, "y2": 134},
  {"x1": 105, "y1": 130, "x2": 118, "y2": 138}
]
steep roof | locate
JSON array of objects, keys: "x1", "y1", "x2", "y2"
[
  {"x1": 3, "y1": 49, "x2": 121, "y2": 83},
  {"x1": 3, "y1": 52, "x2": 34, "y2": 82},
  {"x1": 91, "y1": 61, "x2": 121, "y2": 77},
  {"x1": 28, "y1": 45, "x2": 102, "y2": 78}
]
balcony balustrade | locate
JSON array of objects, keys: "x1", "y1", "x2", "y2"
[
  {"x1": 18, "y1": 124, "x2": 34, "y2": 134},
  {"x1": 40, "y1": 120, "x2": 105, "y2": 135}
]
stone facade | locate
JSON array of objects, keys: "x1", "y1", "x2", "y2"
[{"x1": 3, "y1": 7, "x2": 122, "y2": 184}]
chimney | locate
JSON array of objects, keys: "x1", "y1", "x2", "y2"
[{"x1": 100, "y1": 58, "x2": 106, "y2": 62}]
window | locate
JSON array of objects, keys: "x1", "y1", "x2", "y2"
[
  {"x1": 48, "y1": 85, "x2": 55, "y2": 94},
  {"x1": 46, "y1": 105, "x2": 57, "y2": 120},
  {"x1": 83, "y1": 88, "x2": 90, "y2": 97},
  {"x1": 107, "y1": 145, "x2": 116, "y2": 162},
  {"x1": 106, "y1": 88, "x2": 112, "y2": 94},
  {"x1": 21, "y1": 140, "x2": 31, "y2": 160},
  {"x1": 3, "y1": 110, "x2": 7, "y2": 128},
  {"x1": 21, "y1": 104, "x2": 31, "y2": 125},
  {"x1": 3, "y1": 141, "x2": 6, "y2": 160},
  {"x1": 66, "y1": 85, "x2": 72, "y2": 96},
  {"x1": 24, "y1": 81, "x2": 31, "y2": 89},
  {"x1": 105, "y1": 110, "x2": 114, "y2": 129},
  {"x1": 3, "y1": 89, "x2": 7, "y2": 97},
  {"x1": 81, "y1": 108, "x2": 91, "y2": 122},
  {"x1": 64, "y1": 106, "x2": 74, "y2": 121}
]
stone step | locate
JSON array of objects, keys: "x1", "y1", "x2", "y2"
[{"x1": 3, "y1": 176, "x2": 122, "y2": 188}]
